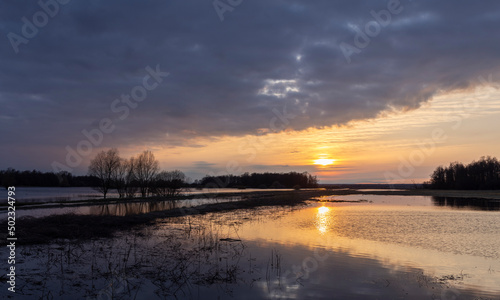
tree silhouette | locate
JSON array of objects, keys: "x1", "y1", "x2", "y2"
[
  {"x1": 426, "y1": 156, "x2": 500, "y2": 190},
  {"x1": 88, "y1": 148, "x2": 121, "y2": 199},
  {"x1": 134, "y1": 150, "x2": 159, "y2": 197},
  {"x1": 152, "y1": 170, "x2": 187, "y2": 197},
  {"x1": 123, "y1": 157, "x2": 138, "y2": 198},
  {"x1": 200, "y1": 171, "x2": 318, "y2": 189}
]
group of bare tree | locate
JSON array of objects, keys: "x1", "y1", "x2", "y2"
[
  {"x1": 88, "y1": 149, "x2": 187, "y2": 199},
  {"x1": 153, "y1": 170, "x2": 186, "y2": 197}
]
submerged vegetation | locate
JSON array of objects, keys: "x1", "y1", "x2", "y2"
[
  {"x1": 5, "y1": 212, "x2": 257, "y2": 299},
  {"x1": 3, "y1": 189, "x2": 492, "y2": 299}
]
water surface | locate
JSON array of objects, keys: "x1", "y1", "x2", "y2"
[
  {"x1": 6, "y1": 187, "x2": 294, "y2": 203},
  {"x1": 2, "y1": 194, "x2": 499, "y2": 299},
  {"x1": 2, "y1": 196, "x2": 242, "y2": 218}
]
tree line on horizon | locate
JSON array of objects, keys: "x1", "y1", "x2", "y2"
[
  {"x1": 425, "y1": 156, "x2": 500, "y2": 190},
  {"x1": 199, "y1": 171, "x2": 319, "y2": 189},
  {"x1": 0, "y1": 149, "x2": 185, "y2": 199},
  {"x1": 1, "y1": 149, "x2": 318, "y2": 198},
  {"x1": 0, "y1": 168, "x2": 98, "y2": 188}
]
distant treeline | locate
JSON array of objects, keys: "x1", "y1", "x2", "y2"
[
  {"x1": 199, "y1": 172, "x2": 318, "y2": 189},
  {"x1": 425, "y1": 156, "x2": 500, "y2": 190},
  {"x1": 1, "y1": 168, "x2": 318, "y2": 192},
  {"x1": 0, "y1": 168, "x2": 99, "y2": 188}
]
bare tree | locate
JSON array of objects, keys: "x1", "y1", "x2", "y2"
[
  {"x1": 152, "y1": 170, "x2": 186, "y2": 197},
  {"x1": 124, "y1": 157, "x2": 138, "y2": 198},
  {"x1": 134, "y1": 150, "x2": 159, "y2": 197},
  {"x1": 113, "y1": 158, "x2": 128, "y2": 198},
  {"x1": 88, "y1": 148, "x2": 121, "y2": 199}
]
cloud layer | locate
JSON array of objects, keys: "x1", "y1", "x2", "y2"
[{"x1": 1, "y1": 0, "x2": 500, "y2": 170}]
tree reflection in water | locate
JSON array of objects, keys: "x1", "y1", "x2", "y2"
[
  {"x1": 91, "y1": 200, "x2": 182, "y2": 216},
  {"x1": 432, "y1": 196, "x2": 500, "y2": 211}
]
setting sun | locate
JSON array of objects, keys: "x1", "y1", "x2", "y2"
[{"x1": 314, "y1": 158, "x2": 335, "y2": 166}]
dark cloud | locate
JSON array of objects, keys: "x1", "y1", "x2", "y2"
[{"x1": 1, "y1": 0, "x2": 500, "y2": 171}]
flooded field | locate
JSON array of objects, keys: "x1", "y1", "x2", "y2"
[
  {"x1": 1, "y1": 193, "x2": 499, "y2": 299},
  {"x1": 3, "y1": 197, "x2": 242, "y2": 219},
  {"x1": 6, "y1": 187, "x2": 293, "y2": 204}
]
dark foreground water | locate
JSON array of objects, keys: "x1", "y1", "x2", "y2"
[{"x1": 1, "y1": 194, "x2": 499, "y2": 299}]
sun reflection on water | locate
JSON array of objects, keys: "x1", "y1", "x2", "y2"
[{"x1": 316, "y1": 206, "x2": 332, "y2": 234}]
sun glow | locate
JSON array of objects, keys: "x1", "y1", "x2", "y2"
[
  {"x1": 318, "y1": 206, "x2": 330, "y2": 214},
  {"x1": 314, "y1": 158, "x2": 335, "y2": 166}
]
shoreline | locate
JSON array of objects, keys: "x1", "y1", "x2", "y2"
[
  {"x1": 3, "y1": 187, "x2": 500, "y2": 209},
  {"x1": 2, "y1": 188, "x2": 499, "y2": 245},
  {"x1": 332, "y1": 188, "x2": 500, "y2": 200},
  {"x1": 0, "y1": 190, "x2": 312, "y2": 245}
]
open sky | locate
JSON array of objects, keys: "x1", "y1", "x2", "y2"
[{"x1": 1, "y1": 0, "x2": 500, "y2": 183}]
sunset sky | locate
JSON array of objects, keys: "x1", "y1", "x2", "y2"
[{"x1": 1, "y1": 0, "x2": 500, "y2": 183}]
